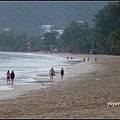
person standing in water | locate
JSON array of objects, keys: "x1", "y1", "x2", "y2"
[
  {"x1": 60, "y1": 67, "x2": 64, "y2": 79},
  {"x1": 10, "y1": 70, "x2": 15, "y2": 84},
  {"x1": 49, "y1": 67, "x2": 55, "y2": 80},
  {"x1": 6, "y1": 70, "x2": 11, "y2": 84}
]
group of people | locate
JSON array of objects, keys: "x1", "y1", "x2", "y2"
[
  {"x1": 5, "y1": 56, "x2": 97, "y2": 85},
  {"x1": 6, "y1": 70, "x2": 15, "y2": 84},
  {"x1": 49, "y1": 67, "x2": 64, "y2": 80},
  {"x1": 6, "y1": 67, "x2": 62, "y2": 84},
  {"x1": 83, "y1": 57, "x2": 97, "y2": 62}
]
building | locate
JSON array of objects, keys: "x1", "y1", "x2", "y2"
[
  {"x1": 55, "y1": 30, "x2": 63, "y2": 39},
  {"x1": 4, "y1": 27, "x2": 10, "y2": 31},
  {"x1": 41, "y1": 25, "x2": 54, "y2": 33}
]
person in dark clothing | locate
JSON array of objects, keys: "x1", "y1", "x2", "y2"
[
  {"x1": 83, "y1": 58, "x2": 85, "y2": 62},
  {"x1": 10, "y1": 70, "x2": 15, "y2": 84},
  {"x1": 60, "y1": 68, "x2": 64, "y2": 79},
  {"x1": 95, "y1": 57, "x2": 97, "y2": 62}
]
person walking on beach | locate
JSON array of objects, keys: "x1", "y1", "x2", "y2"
[
  {"x1": 6, "y1": 70, "x2": 11, "y2": 84},
  {"x1": 60, "y1": 67, "x2": 64, "y2": 79},
  {"x1": 83, "y1": 58, "x2": 85, "y2": 62},
  {"x1": 88, "y1": 57, "x2": 89, "y2": 61},
  {"x1": 49, "y1": 67, "x2": 55, "y2": 80},
  {"x1": 95, "y1": 57, "x2": 97, "y2": 62},
  {"x1": 10, "y1": 70, "x2": 15, "y2": 84}
]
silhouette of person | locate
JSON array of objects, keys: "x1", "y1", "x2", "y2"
[
  {"x1": 95, "y1": 57, "x2": 97, "y2": 61},
  {"x1": 88, "y1": 57, "x2": 89, "y2": 61},
  {"x1": 49, "y1": 67, "x2": 55, "y2": 80},
  {"x1": 83, "y1": 58, "x2": 85, "y2": 62},
  {"x1": 10, "y1": 70, "x2": 15, "y2": 84},
  {"x1": 6, "y1": 70, "x2": 11, "y2": 84},
  {"x1": 60, "y1": 68, "x2": 64, "y2": 79}
]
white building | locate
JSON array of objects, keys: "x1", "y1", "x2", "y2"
[
  {"x1": 4, "y1": 27, "x2": 10, "y2": 31},
  {"x1": 55, "y1": 30, "x2": 63, "y2": 35},
  {"x1": 41, "y1": 25, "x2": 63, "y2": 39},
  {"x1": 77, "y1": 20, "x2": 84, "y2": 23},
  {"x1": 41, "y1": 25, "x2": 54, "y2": 33},
  {"x1": 76, "y1": 20, "x2": 85, "y2": 25},
  {"x1": 55, "y1": 30, "x2": 63, "y2": 39}
]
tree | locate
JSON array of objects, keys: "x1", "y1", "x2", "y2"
[
  {"x1": 93, "y1": 2, "x2": 119, "y2": 39},
  {"x1": 108, "y1": 29, "x2": 120, "y2": 55},
  {"x1": 93, "y1": 2, "x2": 120, "y2": 55},
  {"x1": 42, "y1": 31, "x2": 58, "y2": 52},
  {"x1": 60, "y1": 21, "x2": 93, "y2": 53}
]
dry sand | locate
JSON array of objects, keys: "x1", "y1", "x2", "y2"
[{"x1": 0, "y1": 53, "x2": 120, "y2": 119}]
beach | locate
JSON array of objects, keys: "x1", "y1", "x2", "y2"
[{"x1": 0, "y1": 53, "x2": 120, "y2": 118}]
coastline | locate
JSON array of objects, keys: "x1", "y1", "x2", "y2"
[
  {"x1": 0, "y1": 52, "x2": 94, "y2": 100},
  {"x1": 0, "y1": 53, "x2": 120, "y2": 118}
]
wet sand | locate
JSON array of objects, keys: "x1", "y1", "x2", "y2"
[
  {"x1": 0, "y1": 53, "x2": 120, "y2": 118},
  {"x1": 0, "y1": 52, "x2": 93, "y2": 100}
]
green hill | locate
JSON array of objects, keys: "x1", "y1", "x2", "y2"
[{"x1": 0, "y1": 1, "x2": 108, "y2": 36}]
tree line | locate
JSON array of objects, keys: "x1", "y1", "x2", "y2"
[{"x1": 0, "y1": 2, "x2": 120, "y2": 55}]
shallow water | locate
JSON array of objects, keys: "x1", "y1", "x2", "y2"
[{"x1": 0, "y1": 52, "x2": 83, "y2": 90}]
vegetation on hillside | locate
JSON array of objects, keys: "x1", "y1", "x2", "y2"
[
  {"x1": 0, "y1": 2, "x2": 107, "y2": 35},
  {"x1": 0, "y1": 2, "x2": 120, "y2": 55}
]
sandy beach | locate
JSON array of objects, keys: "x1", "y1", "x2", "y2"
[{"x1": 0, "y1": 53, "x2": 120, "y2": 119}]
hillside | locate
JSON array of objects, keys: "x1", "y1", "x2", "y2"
[{"x1": 0, "y1": 1, "x2": 108, "y2": 36}]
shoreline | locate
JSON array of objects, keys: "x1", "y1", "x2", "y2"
[
  {"x1": 0, "y1": 52, "x2": 95, "y2": 100},
  {"x1": 0, "y1": 53, "x2": 120, "y2": 118}
]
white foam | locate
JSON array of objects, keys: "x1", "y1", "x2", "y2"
[{"x1": 0, "y1": 85, "x2": 14, "y2": 91}]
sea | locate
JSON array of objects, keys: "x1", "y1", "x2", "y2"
[{"x1": 0, "y1": 52, "x2": 84, "y2": 91}]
